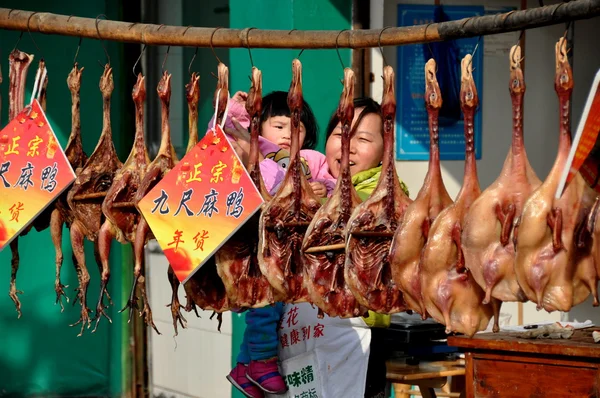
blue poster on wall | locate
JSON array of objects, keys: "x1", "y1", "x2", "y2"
[{"x1": 396, "y1": 4, "x2": 484, "y2": 161}]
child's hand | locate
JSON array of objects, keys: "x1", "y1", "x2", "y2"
[
  {"x1": 226, "y1": 117, "x2": 252, "y2": 166},
  {"x1": 232, "y1": 91, "x2": 248, "y2": 105},
  {"x1": 310, "y1": 181, "x2": 327, "y2": 198}
]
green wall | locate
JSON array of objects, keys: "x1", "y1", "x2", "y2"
[
  {"x1": 0, "y1": 1, "x2": 132, "y2": 396},
  {"x1": 228, "y1": 1, "x2": 351, "y2": 397}
]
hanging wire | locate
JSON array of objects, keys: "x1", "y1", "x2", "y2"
[
  {"x1": 511, "y1": 30, "x2": 525, "y2": 66},
  {"x1": 209, "y1": 27, "x2": 224, "y2": 80},
  {"x1": 210, "y1": 27, "x2": 223, "y2": 64},
  {"x1": 335, "y1": 29, "x2": 348, "y2": 72},
  {"x1": 95, "y1": 14, "x2": 111, "y2": 66},
  {"x1": 27, "y1": 12, "x2": 44, "y2": 59},
  {"x1": 466, "y1": 35, "x2": 482, "y2": 71},
  {"x1": 378, "y1": 26, "x2": 393, "y2": 67},
  {"x1": 133, "y1": 44, "x2": 147, "y2": 76},
  {"x1": 244, "y1": 27, "x2": 256, "y2": 68},
  {"x1": 73, "y1": 36, "x2": 83, "y2": 66},
  {"x1": 423, "y1": 22, "x2": 438, "y2": 73},
  {"x1": 288, "y1": 29, "x2": 305, "y2": 59},
  {"x1": 189, "y1": 47, "x2": 199, "y2": 76},
  {"x1": 161, "y1": 45, "x2": 171, "y2": 74},
  {"x1": 12, "y1": 31, "x2": 24, "y2": 53}
]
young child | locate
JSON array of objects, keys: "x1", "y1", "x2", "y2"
[{"x1": 209, "y1": 90, "x2": 335, "y2": 398}]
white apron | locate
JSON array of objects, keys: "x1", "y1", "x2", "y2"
[{"x1": 267, "y1": 303, "x2": 371, "y2": 398}]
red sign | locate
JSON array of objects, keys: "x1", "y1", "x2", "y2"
[
  {"x1": 556, "y1": 69, "x2": 600, "y2": 197},
  {"x1": 138, "y1": 124, "x2": 264, "y2": 283},
  {"x1": 0, "y1": 99, "x2": 76, "y2": 250}
]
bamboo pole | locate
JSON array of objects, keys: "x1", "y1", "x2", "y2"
[{"x1": 0, "y1": 2, "x2": 599, "y2": 49}]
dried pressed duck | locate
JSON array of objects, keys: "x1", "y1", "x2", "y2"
[
  {"x1": 344, "y1": 65, "x2": 411, "y2": 314},
  {"x1": 94, "y1": 73, "x2": 151, "y2": 331},
  {"x1": 302, "y1": 68, "x2": 364, "y2": 318},
  {"x1": 67, "y1": 65, "x2": 122, "y2": 335}
]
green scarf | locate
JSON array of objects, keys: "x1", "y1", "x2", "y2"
[{"x1": 352, "y1": 165, "x2": 410, "y2": 200}]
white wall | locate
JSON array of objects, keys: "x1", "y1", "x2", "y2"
[
  {"x1": 147, "y1": 245, "x2": 232, "y2": 398},
  {"x1": 371, "y1": 0, "x2": 600, "y2": 326}
]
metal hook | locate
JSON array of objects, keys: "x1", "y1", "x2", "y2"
[
  {"x1": 210, "y1": 27, "x2": 223, "y2": 64},
  {"x1": 189, "y1": 47, "x2": 199, "y2": 76},
  {"x1": 287, "y1": 29, "x2": 304, "y2": 59},
  {"x1": 162, "y1": 46, "x2": 171, "y2": 74},
  {"x1": 27, "y1": 12, "x2": 43, "y2": 59},
  {"x1": 378, "y1": 27, "x2": 392, "y2": 67},
  {"x1": 12, "y1": 31, "x2": 24, "y2": 53},
  {"x1": 95, "y1": 14, "x2": 111, "y2": 66},
  {"x1": 73, "y1": 37, "x2": 83, "y2": 66},
  {"x1": 563, "y1": 20, "x2": 572, "y2": 40},
  {"x1": 243, "y1": 27, "x2": 256, "y2": 68},
  {"x1": 424, "y1": 23, "x2": 438, "y2": 74},
  {"x1": 133, "y1": 44, "x2": 147, "y2": 77},
  {"x1": 510, "y1": 30, "x2": 525, "y2": 66},
  {"x1": 467, "y1": 36, "x2": 482, "y2": 70},
  {"x1": 335, "y1": 29, "x2": 348, "y2": 72}
]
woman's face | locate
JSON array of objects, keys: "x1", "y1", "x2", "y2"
[{"x1": 325, "y1": 107, "x2": 384, "y2": 179}]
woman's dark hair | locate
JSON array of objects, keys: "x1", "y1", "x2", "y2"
[
  {"x1": 260, "y1": 91, "x2": 318, "y2": 150},
  {"x1": 325, "y1": 97, "x2": 382, "y2": 141}
]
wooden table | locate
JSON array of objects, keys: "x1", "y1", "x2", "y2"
[
  {"x1": 448, "y1": 328, "x2": 600, "y2": 397},
  {"x1": 386, "y1": 358, "x2": 466, "y2": 398}
]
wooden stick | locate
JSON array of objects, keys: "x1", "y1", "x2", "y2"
[
  {"x1": 265, "y1": 222, "x2": 311, "y2": 228},
  {"x1": 112, "y1": 201, "x2": 136, "y2": 208},
  {"x1": 303, "y1": 243, "x2": 346, "y2": 254},
  {"x1": 351, "y1": 231, "x2": 394, "y2": 238},
  {"x1": 0, "y1": 2, "x2": 598, "y2": 49},
  {"x1": 72, "y1": 192, "x2": 107, "y2": 200}
]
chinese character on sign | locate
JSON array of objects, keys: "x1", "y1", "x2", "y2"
[
  {"x1": 174, "y1": 189, "x2": 194, "y2": 216},
  {"x1": 186, "y1": 162, "x2": 203, "y2": 183},
  {"x1": 168, "y1": 230, "x2": 184, "y2": 252},
  {"x1": 302, "y1": 325, "x2": 311, "y2": 341},
  {"x1": 288, "y1": 371, "x2": 302, "y2": 388},
  {"x1": 280, "y1": 333, "x2": 289, "y2": 348},
  {"x1": 301, "y1": 365, "x2": 314, "y2": 384},
  {"x1": 40, "y1": 162, "x2": 58, "y2": 192},
  {"x1": 27, "y1": 135, "x2": 43, "y2": 157},
  {"x1": 14, "y1": 162, "x2": 34, "y2": 191},
  {"x1": 291, "y1": 329, "x2": 300, "y2": 345},
  {"x1": 199, "y1": 188, "x2": 219, "y2": 217},
  {"x1": 151, "y1": 190, "x2": 170, "y2": 214},
  {"x1": 9, "y1": 202, "x2": 24, "y2": 222},
  {"x1": 193, "y1": 230, "x2": 209, "y2": 251},
  {"x1": 308, "y1": 387, "x2": 318, "y2": 398},
  {"x1": 210, "y1": 160, "x2": 227, "y2": 183},
  {"x1": 286, "y1": 306, "x2": 299, "y2": 327},
  {"x1": 4, "y1": 136, "x2": 20, "y2": 155},
  {"x1": 0, "y1": 161, "x2": 11, "y2": 187},
  {"x1": 226, "y1": 187, "x2": 244, "y2": 218},
  {"x1": 313, "y1": 323, "x2": 324, "y2": 339}
]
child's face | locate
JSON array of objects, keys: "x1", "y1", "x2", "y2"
[
  {"x1": 325, "y1": 108, "x2": 384, "y2": 179},
  {"x1": 261, "y1": 116, "x2": 307, "y2": 152}
]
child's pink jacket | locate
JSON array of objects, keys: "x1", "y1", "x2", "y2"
[{"x1": 208, "y1": 99, "x2": 336, "y2": 196}]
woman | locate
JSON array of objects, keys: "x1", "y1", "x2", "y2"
[{"x1": 276, "y1": 97, "x2": 409, "y2": 398}]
